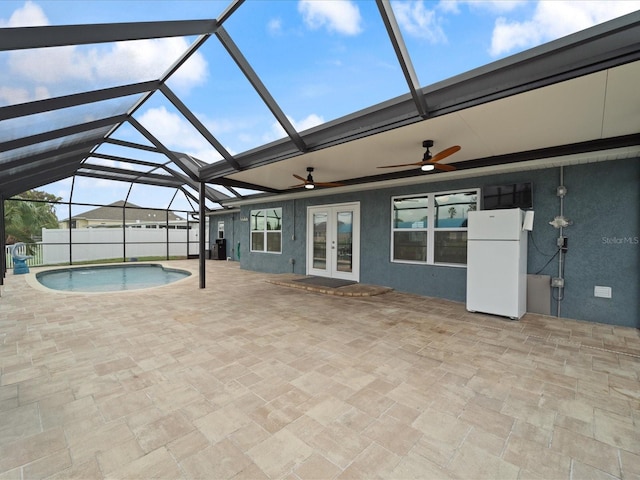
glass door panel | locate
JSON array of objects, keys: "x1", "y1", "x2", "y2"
[
  {"x1": 336, "y1": 211, "x2": 353, "y2": 273},
  {"x1": 313, "y1": 213, "x2": 327, "y2": 270}
]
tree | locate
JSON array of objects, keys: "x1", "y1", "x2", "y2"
[
  {"x1": 4, "y1": 190, "x2": 62, "y2": 247},
  {"x1": 448, "y1": 206, "x2": 457, "y2": 218}
]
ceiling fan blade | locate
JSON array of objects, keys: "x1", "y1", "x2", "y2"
[
  {"x1": 377, "y1": 161, "x2": 422, "y2": 169},
  {"x1": 431, "y1": 145, "x2": 461, "y2": 163},
  {"x1": 434, "y1": 163, "x2": 456, "y2": 172},
  {"x1": 289, "y1": 183, "x2": 306, "y2": 188},
  {"x1": 315, "y1": 181, "x2": 345, "y2": 187},
  {"x1": 293, "y1": 174, "x2": 307, "y2": 182}
]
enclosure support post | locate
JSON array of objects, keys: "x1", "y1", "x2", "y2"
[
  {"x1": 122, "y1": 203, "x2": 127, "y2": 262},
  {"x1": 166, "y1": 213, "x2": 170, "y2": 260},
  {"x1": 68, "y1": 201, "x2": 72, "y2": 265},
  {"x1": 0, "y1": 195, "x2": 5, "y2": 287},
  {"x1": 199, "y1": 182, "x2": 206, "y2": 289}
]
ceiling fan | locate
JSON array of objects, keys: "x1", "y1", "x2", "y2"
[
  {"x1": 291, "y1": 167, "x2": 345, "y2": 190},
  {"x1": 378, "y1": 140, "x2": 461, "y2": 172}
]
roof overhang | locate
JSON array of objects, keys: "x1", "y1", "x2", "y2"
[{"x1": 205, "y1": 11, "x2": 640, "y2": 197}]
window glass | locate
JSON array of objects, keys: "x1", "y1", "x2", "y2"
[
  {"x1": 393, "y1": 231, "x2": 427, "y2": 262},
  {"x1": 434, "y1": 231, "x2": 468, "y2": 264},
  {"x1": 251, "y1": 210, "x2": 265, "y2": 231},
  {"x1": 393, "y1": 196, "x2": 428, "y2": 228},
  {"x1": 266, "y1": 232, "x2": 281, "y2": 253},
  {"x1": 265, "y1": 209, "x2": 282, "y2": 230},
  {"x1": 434, "y1": 192, "x2": 477, "y2": 228},
  {"x1": 251, "y1": 232, "x2": 264, "y2": 252}
]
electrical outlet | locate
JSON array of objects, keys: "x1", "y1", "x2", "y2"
[
  {"x1": 551, "y1": 277, "x2": 564, "y2": 288},
  {"x1": 556, "y1": 236, "x2": 568, "y2": 252}
]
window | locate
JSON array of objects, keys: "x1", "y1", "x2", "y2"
[
  {"x1": 392, "y1": 196, "x2": 428, "y2": 262},
  {"x1": 250, "y1": 208, "x2": 282, "y2": 253},
  {"x1": 391, "y1": 190, "x2": 477, "y2": 266}
]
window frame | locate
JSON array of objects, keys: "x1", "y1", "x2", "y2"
[
  {"x1": 250, "y1": 207, "x2": 282, "y2": 254},
  {"x1": 390, "y1": 189, "x2": 479, "y2": 267}
]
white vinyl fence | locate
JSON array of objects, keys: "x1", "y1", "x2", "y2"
[
  {"x1": 5, "y1": 243, "x2": 43, "y2": 268},
  {"x1": 5, "y1": 226, "x2": 205, "y2": 268}
]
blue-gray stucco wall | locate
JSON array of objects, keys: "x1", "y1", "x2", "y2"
[{"x1": 210, "y1": 158, "x2": 639, "y2": 327}]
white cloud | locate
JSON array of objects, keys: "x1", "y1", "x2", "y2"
[
  {"x1": 298, "y1": 0, "x2": 363, "y2": 36},
  {"x1": 0, "y1": 0, "x2": 48, "y2": 27},
  {"x1": 8, "y1": 38, "x2": 207, "y2": 91},
  {"x1": 490, "y1": 1, "x2": 640, "y2": 57},
  {"x1": 0, "y1": 86, "x2": 30, "y2": 105},
  {"x1": 464, "y1": 0, "x2": 527, "y2": 14},
  {"x1": 294, "y1": 113, "x2": 324, "y2": 132},
  {"x1": 1, "y1": 2, "x2": 207, "y2": 103},
  {"x1": 392, "y1": 1, "x2": 447, "y2": 44},
  {"x1": 267, "y1": 113, "x2": 325, "y2": 142},
  {"x1": 8, "y1": 45, "x2": 95, "y2": 84},
  {"x1": 267, "y1": 17, "x2": 283, "y2": 36},
  {"x1": 136, "y1": 106, "x2": 222, "y2": 163}
]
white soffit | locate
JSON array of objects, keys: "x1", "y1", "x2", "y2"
[
  {"x1": 602, "y1": 61, "x2": 640, "y2": 138},
  {"x1": 226, "y1": 61, "x2": 639, "y2": 192},
  {"x1": 456, "y1": 71, "x2": 608, "y2": 155}
]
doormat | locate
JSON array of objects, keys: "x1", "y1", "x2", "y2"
[{"x1": 294, "y1": 276, "x2": 357, "y2": 288}]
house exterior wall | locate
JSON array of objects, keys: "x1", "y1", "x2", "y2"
[
  {"x1": 209, "y1": 211, "x2": 243, "y2": 261},
  {"x1": 210, "y1": 158, "x2": 639, "y2": 327}
]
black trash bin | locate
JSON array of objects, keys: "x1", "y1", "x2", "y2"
[{"x1": 211, "y1": 238, "x2": 227, "y2": 260}]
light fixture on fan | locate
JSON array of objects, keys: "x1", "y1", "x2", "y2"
[
  {"x1": 304, "y1": 171, "x2": 315, "y2": 189},
  {"x1": 420, "y1": 144, "x2": 435, "y2": 171},
  {"x1": 378, "y1": 139, "x2": 460, "y2": 172}
]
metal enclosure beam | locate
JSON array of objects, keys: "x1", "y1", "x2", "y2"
[
  {"x1": 215, "y1": 26, "x2": 307, "y2": 153},
  {"x1": 0, "y1": 195, "x2": 5, "y2": 288},
  {"x1": 160, "y1": 84, "x2": 241, "y2": 171},
  {"x1": 0, "y1": 20, "x2": 217, "y2": 51},
  {"x1": 217, "y1": 0, "x2": 245, "y2": 25},
  {"x1": 103, "y1": 138, "x2": 160, "y2": 152},
  {"x1": 128, "y1": 118, "x2": 231, "y2": 203},
  {"x1": 376, "y1": 0, "x2": 428, "y2": 118},
  {"x1": 0, "y1": 81, "x2": 159, "y2": 121},
  {"x1": 0, "y1": 139, "x2": 99, "y2": 172},
  {"x1": 89, "y1": 153, "x2": 168, "y2": 169},
  {"x1": 76, "y1": 165, "x2": 184, "y2": 187},
  {"x1": 0, "y1": 115, "x2": 127, "y2": 153},
  {"x1": 128, "y1": 117, "x2": 200, "y2": 181},
  {"x1": 1, "y1": 162, "x2": 82, "y2": 197},
  {"x1": 199, "y1": 182, "x2": 206, "y2": 289}
]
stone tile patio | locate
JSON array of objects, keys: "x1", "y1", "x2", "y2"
[{"x1": 1, "y1": 260, "x2": 639, "y2": 479}]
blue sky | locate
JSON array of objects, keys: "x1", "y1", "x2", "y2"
[{"x1": 2, "y1": 0, "x2": 638, "y2": 215}]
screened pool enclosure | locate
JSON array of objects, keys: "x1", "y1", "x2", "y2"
[{"x1": 2, "y1": 2, "x2": 639, "y2": 289}]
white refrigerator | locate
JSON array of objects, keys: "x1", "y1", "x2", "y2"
[{"x1": 466, "y1": 208, "x2": 529, "y2": 319}]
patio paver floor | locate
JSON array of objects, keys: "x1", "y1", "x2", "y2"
[{"x1": 1, "y1": 260, "x2": 639, "y2": 479}]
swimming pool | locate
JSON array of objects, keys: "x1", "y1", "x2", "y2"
[{"x1": 36, "y1": 264, "x2": 191, "y2": 293}]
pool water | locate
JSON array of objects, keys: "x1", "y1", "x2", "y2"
[{"x1": 36, "y1": 264, "x2": 191, "y2": 292}]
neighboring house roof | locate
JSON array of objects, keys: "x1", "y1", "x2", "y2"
[{"x1": 65, "y1": 201, "x2": 184, "y2": 223}]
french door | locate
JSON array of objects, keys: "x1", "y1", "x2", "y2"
[{"x1": 307, "y1": 202, "x2": 360, "y2": 282}]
